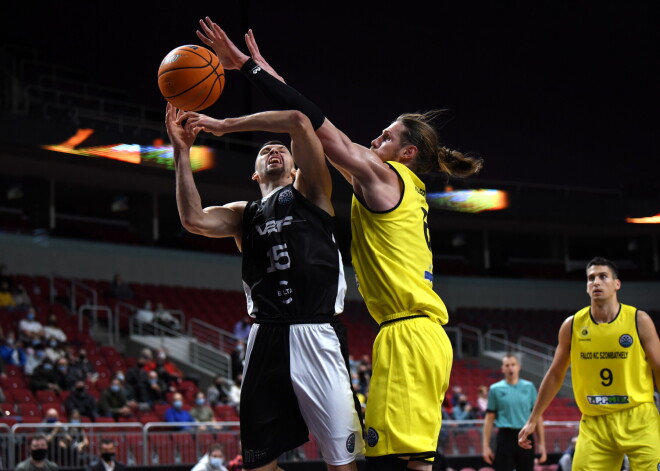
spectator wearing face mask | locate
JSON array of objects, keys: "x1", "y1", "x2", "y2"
[
  {"x1": 0, "y1": 332, "x2": 26, "y2": 367},
  {"x1": 85, "y1": 438, "x2": 126, "y2": 471},
  {"x1": 30, "y1": 357, "x2": 60, "y2": 393},
  {"x1": 16, "y1": 434, "x2": 59, "y2": 471},
  {"x1": 55, "y1": 357, "x2": 84, "y2": 391},
  {"x1": 191, "y1": 443, "x2": 229, "y2": 471},
  {"x1": 18, "y1": 307, "x2": 45, "y2": 343},
  {"x1": 65, "y1": 380, "x2": 97, "y2": 420},
  {"x1": 45, "y1": 337, "x2": 66, "y2": 363},
  {"x1": 142, "y1": 370, "x2": 167, "y2": 406},
  {"x1": 190, "y1": 391, "x2": 217, "y2": 431},
  {"x1": 164, "y1": 392, "x2": 194, "y2": 430},
  {"x1": 98, "y1": 378, "x2": 134, "y2": 420}
]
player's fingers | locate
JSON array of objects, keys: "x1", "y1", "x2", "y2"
[{"x1": 196, "y1": 30, "x2": 211, "y2": 46}]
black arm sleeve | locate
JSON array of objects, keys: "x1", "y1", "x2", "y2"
[{"x1": 240, "y1": 58, "x2": 326, "y2": 130}]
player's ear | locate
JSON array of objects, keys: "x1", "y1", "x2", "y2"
[
  {"x1": 251, "y1": 172, "x2": 259, "y2": 182},
  {"x1": 401, "y1": 145, "x2": 418, "y2": 163},
  {"x1": 615, "y1": 278, "x2": 621, "y2": 291}
]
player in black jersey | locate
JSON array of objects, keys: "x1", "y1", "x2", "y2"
[{"x1": 165, "y1": 104, "x2": 364, "y2": 471}]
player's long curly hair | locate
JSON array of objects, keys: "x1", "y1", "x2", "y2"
[{"x1": 396, "y1": 110, "x2": 483, "y2": 177}]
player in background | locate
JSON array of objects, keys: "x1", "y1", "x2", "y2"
[{"x1": 518, "y1": 256, "x2": 660, "y2": 469}]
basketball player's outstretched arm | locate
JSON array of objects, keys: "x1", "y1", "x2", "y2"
[
  {"x1": 197, "y1": 17, "x2": 401, "y2": 212},
  {"x1": 518, "y1": 317, "x2": 572, "y2": 449},
  {"x1": 165, "y1": 103, "x2": 245, "y2": 242},
  {"x1": 176, "y1": 109, "x2": 333, "y2": 213},
  {"x1": 637, "y1": 310, "x2": 660, "y2": 391}
]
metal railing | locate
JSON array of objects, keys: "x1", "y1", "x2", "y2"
[{"x1": 0, "y1": 419, "x2": 581, "y2": 468}]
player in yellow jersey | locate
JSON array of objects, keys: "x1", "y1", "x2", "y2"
[
  {"x1": 518, "y1": 257, "x2": 660, "y2": 470},
  {"x1": 196, "y1": 17, "x2": 484, "y2": 471}
]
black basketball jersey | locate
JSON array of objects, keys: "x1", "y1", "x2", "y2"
[{"x1": 241, "y1": 184, "x2": 346, "y2": 321}]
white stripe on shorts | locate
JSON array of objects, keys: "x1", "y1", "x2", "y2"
[{"x1": 289, "y1": 323, "x2": 364, "y2": 465}]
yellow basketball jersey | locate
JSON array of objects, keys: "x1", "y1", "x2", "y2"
[
  {"x1": 570, "y1": 303, "x2": 655, "y2": 416},
  {"x1": 350, "y1": 161, "x2": 448, "y2": 325}
]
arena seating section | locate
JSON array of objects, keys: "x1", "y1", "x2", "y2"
[{"x1": 0, "y1": 273, "x2": 579, "y2": 467}]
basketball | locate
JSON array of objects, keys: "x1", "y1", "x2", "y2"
[{"x1": 157, "y1": 45, "x2": 225, "y2": 111}]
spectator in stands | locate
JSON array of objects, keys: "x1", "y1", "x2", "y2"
[
  {"x1": 126, "y1": 349, "x2": 152, "y2": 406},
  {"x1": 24, "y1": 345, "x2": 44, "y2": 375},
  {"x1": 114, "y1": 370, "x2": 138, "y2": 407},
  {"x1": 190, "y1": 391, "x2": 217, "y2": 430},
  {"x1": 475, "y1": 384, "x2": 489, "y2": 419},
  {"x1": 150, "y1": 347, "x2": 183, "y2": 385},
  {"x1": 43, "y1": 407, "x2": 73, "y2": 465},
  {"x1": 356, "y1": 355, "x2": 372, "y2": 395},
  {"x1": 483, "y1": 353, "x2": 546, "y2": 470},
  {"x1": 85, "y1": 438, "x2": 126, "y2": 471},
  {"x1": 154, "y1": 302, "x2": 181, "y2": 331},
  {"x1": 0, "y1": 331, "x2": 26, "y2": 367},
  {"x1": 98, "y1": 378, "x2": 134, "y2": 420},
  {"x1": 16, "y1": 434, "x2": 59, "y2": 471},
  {"x1": 557, "y1": 435, "x2": 577, "y2": 471},
  {"x1": 232, "y1": 315, "x2": 252, "y2": 341},
  {"x1": 45, "y1": 337, "x2": 66, "y2": 363},
  {"x1": 30, "y1": 357, "x2": 60, "y2": 393},
  {"x1": 44, "y1": 313, "x2": 67, "y2": 344},
  {"x1": 135, "y1": 300, "x2": 155, "y2": 325},
  {"x1": 65, "y1": 380, "x2": 97, "y2": 421},
  {"x1": 56, "y1": 357, "x2": 83, "y2": 391},
  {"x1": 12, "y1": 283, "x2": 32, "y2": 309},
  {"x1": 164, "y1": 391, "x2": 194, "y2": 430},
  {"x1": 105, "y1": 273, "x2": 134, "y2": 300},
  {"x1": 450, "y1": 385, "x2": 464, "y2": 408},
  {"x1": 206, "y1": 375, "x2": 230, "y2": 406},
  {"x1": 18, "y1": 306, "x2": 45, "y2": 343},
  {"x1": 0, "y1": 280, "x2": 15, "y2": 308},
  {"x1": 142, "y1": 370, "x2": 167, "y2": 406},
  {"x1": 69, "y1": 348, "x2": 97, "y2": 382},
  {"x1": 191, "y1": 443, "x2": 229, "y2": 471},
  {"x1": 451, "y1": 393, "x2": 475, "y2": 422},
  {"x1": 68, "y1": 409, "x2": 90, "y2": 466}
]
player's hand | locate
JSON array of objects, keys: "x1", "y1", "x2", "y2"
[
  {"x1": 537, "y1": 443, "x2": 547, "y2": 463},
  {"x1": 482, "y1": 444, "x2": 494, "y2": 464},
  {"x1": 165, "y1": 103, "x2": 200, "y2": 150},
  {"x1": 518, "y1": 422, "x2": 535, "y2": 449},
  {"x1": 197, "y1": 17, "x2": 249, "y2": 70},
  {"x1": 177, "y1": 111, "x2": 226, "y2": 137},
  {"x1": 244, "y1": 29, "x2": 286, "y2": 83}
]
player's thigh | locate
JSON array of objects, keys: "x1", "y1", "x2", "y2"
[{"x1": 572, "y1": 414, "x2": 623, "y2": 471}]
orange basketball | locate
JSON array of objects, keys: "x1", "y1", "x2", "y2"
[{"x1": 157, "y1": 45, "x2": 225, "y2": 111}]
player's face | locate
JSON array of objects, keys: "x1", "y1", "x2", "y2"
[
  {"x1": 370, "y1": 121, "x2": 406, "y2": 162},
  {"x1": 254, "y1": 144, "x2": 294, "y2": 178},
  {"x1": 501, "y1": 356, "x2": 520, "y2": 380},
  {"x1": 586, "y1": 265, "x2": 620, "y2": 301}
]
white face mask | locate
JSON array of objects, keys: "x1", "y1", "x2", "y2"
[{"x1": 209, "y1": 457, "x2": 224, "y2": 469}]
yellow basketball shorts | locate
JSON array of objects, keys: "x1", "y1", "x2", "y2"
[
  {"x1": 573, "y1": 402, "x2": 660, "y2": 470},
  {"x1": 364, "y1": 315, "x2": 452, "y2": 460}
]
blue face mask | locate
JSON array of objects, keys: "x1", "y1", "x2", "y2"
[
  {"x1": 43, "y1": 363, "x2": 53, "y2": 370},
  {"x1": 58, "y1": 365, "x2": 67, "y2": 373},
  {"x1": 116, "y1": 374, "x2": 125, "y2": 382},
  {"x1": 70, "y1": 419, "x2": 81, "y2": 424},
  {"x1": 27, "y1": 313, "x2": 35, "y2": 321},
  {"x1": 173, "y1": 400, "x2": 183, "y2": 409},
  {"x1": 110, "y1": 385, "x2": 120, "y2": 393},
  {"x1": 209, "y1": 457, "x2": 224, "y2": 469},
  {"x1": 196, "y1": 398, "x2": 205, "y2": 406},
  {"x1": 46, "y1": 417, "x2": 57, "y2": 423}
]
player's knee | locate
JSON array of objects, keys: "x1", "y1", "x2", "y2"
[{"x1": 365, "y1": 456, "x2": 410, "y2": 471}]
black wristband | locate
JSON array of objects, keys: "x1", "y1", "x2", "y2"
[{"x1": 240, "y1": 58, "x2": 326, "y2": 130}]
